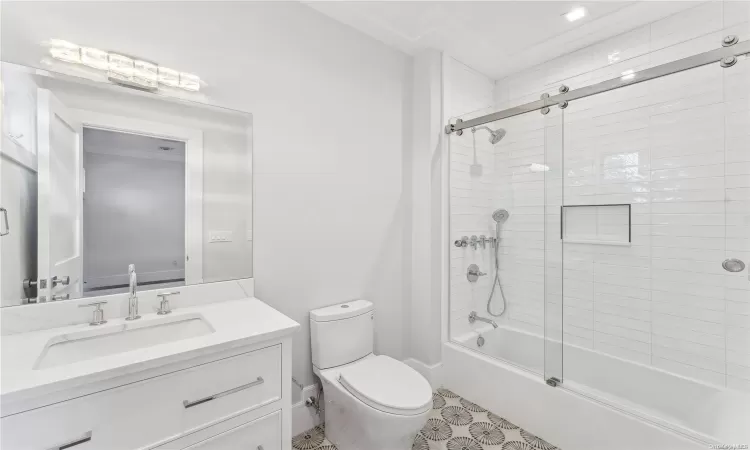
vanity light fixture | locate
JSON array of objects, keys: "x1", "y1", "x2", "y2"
[
  {"x1": 565, "y1": 7, "x2": 587, "y2": 22},
  {"x1": 81, "y1": 47, "x2": 109, "y2": 70},
  {"x1": 179, "y1": 72, "x2": 201, "y2": 92},
  {"x1": 49, "y1": 40, "x2": 81, "y2": 64},
  {"x1": 48, "y1": 39, "x2": 201, "y2": 92},
  {"x1": 134, "y1": 60, "x2": 159, "y2": 89},
  {"x1": 108, "y1": 53, "x2": 135, "y2": 81}
]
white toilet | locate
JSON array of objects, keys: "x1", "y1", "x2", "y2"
[{"x1": 310, "y1": 300, "x2": 432, "y2": 450}]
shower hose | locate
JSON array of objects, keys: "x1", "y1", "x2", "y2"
[{"x1": 486, "y1": 236, "x2": 508, "y2": 317}]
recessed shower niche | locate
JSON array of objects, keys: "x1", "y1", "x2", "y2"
[{"x1": 561, "y1": 204, "x2": 631, "y2": 245}]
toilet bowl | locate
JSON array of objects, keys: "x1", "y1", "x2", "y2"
[
  {"x1": 310, "y1": 300, "x2": 432, "y2": 450},
  {"x1": 315, "y1": 354, "x2": 432, "y2": 450}
]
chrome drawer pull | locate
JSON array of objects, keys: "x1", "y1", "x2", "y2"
[
  {"x1": 183, "y1": 376, "x2": 264, "y2": 409},
  {"x1": 48, "y1": 431, "x2": 92, "y2": 450}
]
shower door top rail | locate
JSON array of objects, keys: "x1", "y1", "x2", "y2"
[{"x1": 445, "y1": 38, "x2": 750, "y2": 134}]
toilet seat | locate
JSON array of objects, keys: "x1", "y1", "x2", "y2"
[{"x1": 338, "y1": 355, "x2": 432, "y2": 416}]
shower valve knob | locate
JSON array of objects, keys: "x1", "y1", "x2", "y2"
[
  {"x1": 467, "y1": 264, "x2": 486, "y2": 282},
  {"x1": 454, "y1": 236, "x2": 469, "y2": 247}
]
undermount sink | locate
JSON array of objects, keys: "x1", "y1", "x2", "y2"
[{"x1": 34, "y1": 313, "x2": 215, "y2": 370}]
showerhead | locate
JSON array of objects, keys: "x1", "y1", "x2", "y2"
[
  {"x1": 489, "y1": 128, "x2": 507, "y2": 145},
  {"x1": 492, "y1": 209, "x2": 510, "y2": 223},
  {"x1": 473, "y1": 126, "x2": 507, "y2": 144}
]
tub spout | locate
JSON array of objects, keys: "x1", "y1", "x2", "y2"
[{"x1": 469, "y1": 311, "x2": 498, "y2": 328}]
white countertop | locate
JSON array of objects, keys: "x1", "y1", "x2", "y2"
[{"x1": 1, "y1": 298, "x2": 299, "y2": 406}]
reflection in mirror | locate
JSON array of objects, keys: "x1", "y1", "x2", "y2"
[
  {"x1": 82, "y1": 129, "x2": 187, "y2": 296},
  {"x1": 0, "y1": 62, "x2": 253, "y2": 307}
]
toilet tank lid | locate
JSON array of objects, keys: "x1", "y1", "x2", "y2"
[{"x1": 310, "y1": 300, "x2": 373, "y2": 322}]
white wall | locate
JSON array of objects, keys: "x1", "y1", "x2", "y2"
[
  {"x1": 448, "y1": 1, "x2": 750, "y2": 392},
  {"x1": 0, "y1": 1, "x2": 413, "y2": 387},
  {"x1": 82, "y1": 133, "x2": 186, "y2": 290}
]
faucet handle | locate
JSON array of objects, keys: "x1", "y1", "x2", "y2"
[
  {"x1": 79, "y1": 301, "x2": 107, "y2": 326},
  {"x1": 156, "y1": 291, "x2": 180, "y2": 315}
]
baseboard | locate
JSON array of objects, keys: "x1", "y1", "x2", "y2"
[
  {"x1": 292, "y1": 384, "x2": 321, "y2": 436},
  {"x1": 403, "y1": 358, "x2": 443, "y2": 389}
]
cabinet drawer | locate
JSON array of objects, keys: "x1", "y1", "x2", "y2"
[
  {"x1": 153, "y1": 410, "x2": 280, "y2": 450},
  {"x1": 0, "y1": 398, "x2": 104, "y2": 450},
  {"x1": 1, "y1": 345, "x2": 282, "y2": 450},
  {"x1": 177, "y1": 344, "x2": 281, "y2": 430}
]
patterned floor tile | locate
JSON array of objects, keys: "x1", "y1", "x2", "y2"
[{"x1": 292, "y1": 389, "x2": 560, "y2": 450}]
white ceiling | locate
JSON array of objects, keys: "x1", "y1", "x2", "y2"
[{"x1": 306, "y1": 1, "x2": 704, "y2": 80}]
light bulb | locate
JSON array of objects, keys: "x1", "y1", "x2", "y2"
[
  {"x1": 134, "y1": 60, "x2": 158, "y2": 89},
  {"x1": 179, "y1": 72, "x2": 200, "y2": 92},
  {"x1": 81, "y1": 47, "x2": 109, "y2": 70},
  {"x1": 158, "y1": 67, "x2": 180, "y2": 87},
  {"x1": 49, "y1": 40, "x2": 80, "y2": 64},
  {"x1": 108, "y1": 53, "x2": 134, "y2": 81}
]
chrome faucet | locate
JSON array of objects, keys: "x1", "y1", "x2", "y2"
[
  {"x1": 126, "y1": 264, "x2": 141, "y2": 321},
  {"x1": 469, "y1": 311, "x2": 498, "y2": 328}
]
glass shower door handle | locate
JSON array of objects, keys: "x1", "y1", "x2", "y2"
[{"x1": 0, "y1": 207, "x2": 9, "y2": 236}]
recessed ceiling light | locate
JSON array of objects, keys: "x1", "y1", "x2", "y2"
[
  {"x1": 621, "y1": 69, "x2": 636, "y2": 81},
  {"x1": 565, "y1": 7, "x2": 587, "y2": 22}
]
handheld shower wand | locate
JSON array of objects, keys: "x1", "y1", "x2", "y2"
[{"x1": 487, "y1": 209, "x2": 510, "y2": 317}]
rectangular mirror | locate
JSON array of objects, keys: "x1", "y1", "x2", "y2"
[{"x1": 0, "y1": 62, "x2": 253, "y2": 307}]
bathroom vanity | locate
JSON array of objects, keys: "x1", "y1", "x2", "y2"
[
  {"x1": 0, "y1": 283, "x2": 299, "y2": 450},
  {"x1": 0, "y1": 61, "x2": 291, "y2": 449}
]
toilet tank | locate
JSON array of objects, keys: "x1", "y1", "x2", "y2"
[{"x1": 310, "y1": 300, "x2": 374, "y2": 370}]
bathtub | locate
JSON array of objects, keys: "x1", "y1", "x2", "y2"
[{"x1": 445, "y1": 327, "x2": 749, "y2": 450}]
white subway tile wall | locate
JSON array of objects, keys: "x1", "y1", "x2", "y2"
[
  {"x1": 447, "y1": 57, "x2": 498, "y2": 341},
  {"x1": 450, "y1": 1, "x2": 750, "y2": 392}
]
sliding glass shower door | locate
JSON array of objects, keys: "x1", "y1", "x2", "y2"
[
  {"x1": 557, "y1": 52, "x2": 750, "y2": 444},
  {"x1": 447, "y1": 104, "x2": 564, "y2": 381}
]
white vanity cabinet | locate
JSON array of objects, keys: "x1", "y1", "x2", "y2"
[
  {"x1": 154, "y1": 411, "x2": 281, "y2": 450},
  {"x1": 1, "y1": 340, "x2": 293, "y2": 450}
]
